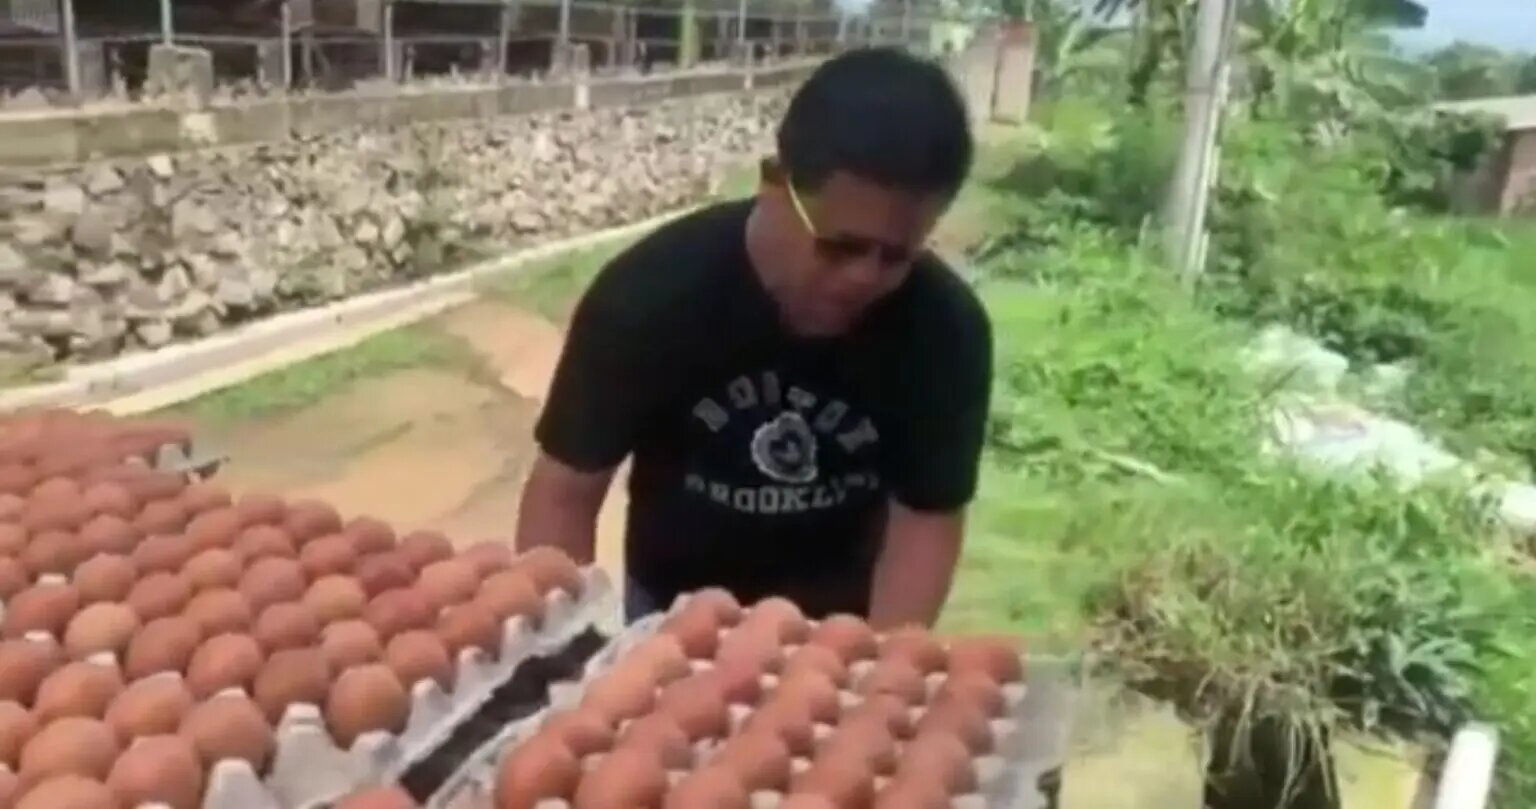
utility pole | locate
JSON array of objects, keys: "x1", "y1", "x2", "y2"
[
  {"x1": 159, "y1": 0, "x2": 173, "y2": 44},
  {"x1": 59, "y1": 0, "x2": 80, "y2": 97},
  {"x1": 1161, "y1": 0, "x2": 1238, "y2": 288}
]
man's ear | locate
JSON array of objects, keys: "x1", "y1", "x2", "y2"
[{"x1": 760, "y1": 157, "x2": 787, "y2": 187}]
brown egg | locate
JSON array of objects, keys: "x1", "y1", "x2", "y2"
[
  {"x1": 106, "y1": 734, "x2": 205, "y2": 809},
  {"x1": 742, "y1": 597, "x2": 810, "y2": 644},
  {"x1": 0, "y1": 638, "x2": 65, "y2": 704},
  {"x1": 572, "y1": 745, "x2": 668, "y2": 809},
  {"x1": 580, "y1": 668, "x2": 657, "y2": 724},
  {"x1": 119, "y1": 474, "x2": 188, "y2": 508},
  {"x1": 0, "y1": 491, "x2": 23, "y2": 521},
  {"x1": 13, "y1": 774, "x2": 118, "y2": 809},
  {"x1": 325, "y1": 663, "x2": 408, "y2": 748},
  {"x1": 946, "y1": 635, "x2": 1024, "y2": 683},
  {"x1": 742, "y1": 697, "x2": 816, "y2": 757},
  {"x1": 104, "y1": 676, "x2": 195, "y2": 740},
  {"x1": 81, "y1": 482, "x2": 135, "y2": 520},
  {"x1": 356, "y1": 553, "x2": 417, "y2": 599},
  {"x1": 29, "y1": 476, "x2": 82, "y2": 504},
  {"x1": 238, "y1": 557, "x2": 307, "y2": 614},
  {"x1": 616, "y1": 712, "x2": 692, "y2": 769},
  {"x1": 33, "y1": 661, "x2": 123, "y2": 722},
  {"x1": 134, "y1": 499, "x2": 189, "y2": 536},
  {"x1": 185, "y1": 633, "x2": 263, "y2": 699},
  {"x1": 792, "y1": 748, "x2": 876, "y2": 809},
  {"x1": 179, "y1": 693, "x2": 273, "y2": 772},
  {"x1": 625, "y1": 634, "x2": 693, "y2": 686},
  {"x1": 774, "y1": 668, "x2": 841, "y2": 724},
  {"x1": 784, "y1": 644, "x2": 850, "y2": 690},
  {"x1": 0, "y1": 523, "x2": 26, "y2": 557},
  {"x1": 182, "y1": 588, "x2": 253, "y2": 637},
  {"x1": 807, "y1": 614, "x2": 878, "y2": 663},
  {"x1": 21, "y1": 496, "x2": 90, "y2": 534},
  {"x1": 120, "y1": 617, "x2": 201, "y2": 681},
  {"x1": 232, "y1": 524, "x2": 296, "y2": 562},
  {"x1": 3, "y1": 581, "x2": 81, "y2": 638},
  {"x1": 300, "y1": 534, "x2": 359, "y2": 580},
  {"x1": 780, "y1": 794, "x2": 840, "y2": 809},
  {"x1": 856, "y1": 660, "x2": 928, "y2": 706},
  {"x1": 335, "y1": 785, "x2": 419, "y2": 809},
  {"x1": 365, "y1": 589, "x2": 434, "y2": 640},
  {"x1": 897, "y1": 732, "x2": 977, "y2": 794},
  {"x1": 181, "y1": 548, "x2": 242, "y2": 592},
  {"x1": 179, "y1": 481, "x2": 232, "y2": 514},
  {"x1": 303, "y1": 576, "x2": 368, "y2": 625},
  {"x1": 126, "y1": 572, "x2": 193, "y2": 623},
  {"x1": 416, "y1": 558, "x2": 479, "y2": 612},
  {"x1": 474, "y1": 570, "x2": 542, "y2": 625},
  {"x1": 234, "y1": 492, "x2": 286, "y2": 527},
  {"x1": 820, "y1": 720, "x2": 898, "y2": 775},
  {"x1": 320, "y1": 620, "x2": 384, "y2": 671},
  {"x1": 341, "y1": 516, "x2": 396, "y2": 555},
  {"x1": 252, "y1": 647, "x2": 332, "y2": 724},
  {"x1": 384, "y1": 630, "x2": 453, "y2": 691},
  {"x1": 0, "y1": 463, "x2": 35, "y2": 495},
  {"x1": 284, "y1": 500, "x2": 343, "y2": 545},
  {"x1": 494, "y1": 735, "x2": 581, "y2": 809},
  {"x1": 878, "y1": 627, "x2": 947, "y2": 674},
  {"x1": 184, "y1": 508, "x2": 241, "y2": 553},
  {"x1": 659, "y1": 601, "x2": 724, "y2": 659},
  {"x1": 714, "y1": 625, "x2": 783, "y2": 677},
  {"x1": 914, "y1": 697, "x2": 992, "y2": 754},
  {"x1": 459, "y1": 541, "x2": 514, "y2": 578},
  {"x1": 664, "y1": 766, "x2": 750, "y2": 809},
  {"x1": 437, "y1": 602, "x2": 500, "y2": 659},
  {"x1": 131, "y1": 534, "x2": 196, "y2": 576},
  {"x1": 0, "y1": 558, "x2": 28, "y2": 600},
  {"x1": 19, "y1": 530, "x2": 80, "y2": 578},
  {"x1": 252, "y1": 601, "x2": 321, "y2": 654},
  {"x1": 712, "y1": 729, "x2": 792, "y2": 791},
  {"x1": 0, "y1": 768, "x2": 13, "y2": 809},
  {"x1": 515, "y1": 546, "x2": 582, "y2": 597},
  {"x1": 843, "y1": 693, "x2": 914, "y2": 740},
  {"x1": 72, "y1": 555, "x2": 137, "y2": 605},
  {"x1": 0, "y1": 700, "x2": 38, "y2": 769},
  {"x1": 77, "y1": 514, "x2": 137, "y2": 558},
  {"x1": 656, "y1": 674, "x2": 729, "y2": 740},
  {"x1": 704, "y1": 655, "x2": 764, "y2": 706},
  {"x1": 933, "y1": 672, "x2": 1006, "y2": 717},
  {"x1": 873, "y1": 776, "x2": 951, "y2": 809},
  {"x1": 17, "y1": 716, "x2": 120, "y2": 784},
  {"x1": 397, "y1": 530, "x2": 452, "y2": 571},
  {"x1": 62, "y1": 603, "x2": 141, "y2": 660},
  {"x1": 539, "y1": 707, "x2": 616, "y2": 757}
]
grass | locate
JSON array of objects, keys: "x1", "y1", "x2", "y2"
[
  {"x1": 166, "y1": 324, "x2": 481, "y2": 427},
  {"x1": 479, "y1": 244, "x2": 624, "y2": 325}
]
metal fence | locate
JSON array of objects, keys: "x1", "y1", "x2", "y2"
[{"x1": 0, "y1": 0, "x2": 975, "y2": 102}]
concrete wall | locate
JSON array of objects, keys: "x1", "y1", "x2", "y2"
[{"x1": 1498, "y1": 128, "x2": 1536, "y2": 214}]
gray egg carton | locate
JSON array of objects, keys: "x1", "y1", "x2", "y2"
[{"x1": 428, "y1": 591, "x2": 1079, "y2": 809}]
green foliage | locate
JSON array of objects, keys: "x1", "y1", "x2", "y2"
[{"x1": 1424, "y1": 41, "x2": 1527, "y2": 101}]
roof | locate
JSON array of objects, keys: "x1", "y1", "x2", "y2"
[{"x1": 1435, "y1": 95, "x2": 1536, "y2": 132}]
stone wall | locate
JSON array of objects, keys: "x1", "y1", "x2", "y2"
[{"x1": 0, "y1": 88, "x2": 788, "y2": 376}]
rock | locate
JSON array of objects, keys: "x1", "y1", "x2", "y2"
[
  {"x1": 0, "y1": 244, "x2": 29, "y2": 286},
  {"x1": 25, "y1": 273, "x2": 77, "y2": 306},
  {"x1": 147, "y1": 154, "x2": 176, "y2": 179},
  {"x1": 211, "y1": 231, "x2": 244, "y2": 257},
  {"x1": 85, "y1": 165, "x2": 126, "y2": 196},
  {"x1": 72, "y1": 207, "x2": 116, "y2": 255},
  {"x1": 134, "y1": 318, "x2": 173, "y2": 347},
  {"x1": 354, "y1": 220, "x2": 380, "y2": 245},
  {"x1": 43, "y1": 183, "x2": 87, "y2": 217},
  {"x1": 216, "y1": 277, "x2": 255, "y2": 309},
  {"x1": 183, "y1": 253, "x2": 222, "y2": 289},
  {"x1": 11, "y1": 308, "x2": 74, "y2": 337},
  {"x1": 78, "y1": 261, "x2": 131, "y2": 287},
  {"x1": 172, "y1": 198, "x2": 221, "y2": 239},
  {"x1": 157, "y1": 263, "x2": 192, "y2": 301},
  {"x1": 12, "y1": 214, "x2": 70, "y2": 247}
]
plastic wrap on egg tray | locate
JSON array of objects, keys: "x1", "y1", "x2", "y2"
[
  {"x1": 74, "y1": 566, "x2": 617, "y2": 809},
  {"x1": 432, "y1": 591, "x2": 1083, "y2": 809}
]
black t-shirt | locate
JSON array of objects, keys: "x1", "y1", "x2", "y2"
[{"x1": 534, "y1": 200, "x2": 992, "y2": 618}]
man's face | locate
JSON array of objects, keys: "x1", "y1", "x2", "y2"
[{"x1": 756, "y1": 166, "x2": 946, "y2": 337}]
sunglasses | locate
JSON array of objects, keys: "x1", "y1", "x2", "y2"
[{"x1": 768, "y1": 160, "x2": 924, "y2": 268}]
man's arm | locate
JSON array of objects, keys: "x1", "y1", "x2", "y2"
[
  {"x1": 870, "y1": 272, "x2": 993, "y2": 629},
  {"x1": 868, "y1": 503, "x2": 965, "y2": 629},
  {"x1": 513, "y1": 453, "x2": 614, "y2": 564}
]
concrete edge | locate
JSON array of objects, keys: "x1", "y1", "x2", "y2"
[{"x1": 1, "y1": 206, "x2": 696, "y2": 416}]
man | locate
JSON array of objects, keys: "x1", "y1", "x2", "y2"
[{"x1": 514, "y1": 46, "x2": 992, "y2": 628}]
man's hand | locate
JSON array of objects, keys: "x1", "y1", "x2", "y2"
[
  {"x1": 514, "y1": 452, "x2": 616, "y2": 566},
  {"x1": 867, "y1": 500, "x2": 965, "y2": 630}
]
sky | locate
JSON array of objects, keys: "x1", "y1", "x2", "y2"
[{"x1": 1398, "y1": 0, "x2": 1536, "y2": 52}]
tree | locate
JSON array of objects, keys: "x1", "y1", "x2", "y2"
[{"x1": 1426, "y1": 41, "x2": 1521, "y2": 100}]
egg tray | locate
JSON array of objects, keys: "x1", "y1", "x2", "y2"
[
  {"x1": 428, "y1": 594, "x2": 1081, "y2": 809},
  {"x1": 19, "y1": 566, "x2": 617, "y2": 809}
]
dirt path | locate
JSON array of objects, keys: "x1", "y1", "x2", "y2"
[{"x1": 198, "y1": 299, "x2": 630, "y2": 577}]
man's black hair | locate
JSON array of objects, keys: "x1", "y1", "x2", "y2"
[{"x1": 777, "y1": 47, "x2": 973, "y2": 201}]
